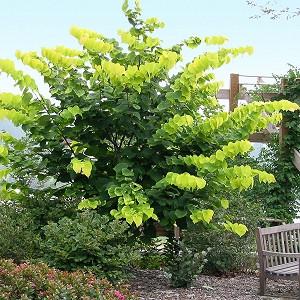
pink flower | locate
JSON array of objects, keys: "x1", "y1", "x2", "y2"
[
  {"x1": 87, "y1": 278, "x2": 95, "y2": 285},
  {"x1": 38, "y1": 291, "x2": 47, "y2": 297},
  {"x1": 14, "y1": 263, "x2": 28, "y2": 272},
  {"x1": 114, "y1": 290, "x2": 125, "y2": 300},
  {"x1": 47, "y1": 271, "x2": 55, "y2": 280}
]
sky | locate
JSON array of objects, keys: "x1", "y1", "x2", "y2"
[{"x1": 0, "y1": 0, "x2": 300, "y2": 135}]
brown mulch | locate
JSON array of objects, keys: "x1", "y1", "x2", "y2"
[{"x1": 130, "y1": 269, "x2": 299, "y2": 300}]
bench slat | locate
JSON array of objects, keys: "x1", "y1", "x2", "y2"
[
  {"x1": 280, "y1": 231, "x2": 286, "y2": 264},
  {"x1": 276, "y1": 232, "x2": 283, "y2": 265},
  {"x1": 272, "y1": 233, "x2": 279, "y2": 265},
  {"x1": 259, "y1": 223, "x2": 300, "y2": 235},
  {"x1": 266, "y1": 261, "x2": 297, "y2": 272},
  {"x1": 266, "y1": 261, "x2": 299, "y2": 276},
  {"x1": 278, "y1": 267, "x2": 298, "y2": 275}
]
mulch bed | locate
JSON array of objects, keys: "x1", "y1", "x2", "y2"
[{"x1": 130, "y1": 269, "x2": 298, "y2": 300}]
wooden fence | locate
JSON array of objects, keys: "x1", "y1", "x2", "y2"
[
  {"x1": 216, "y1": 73, "x2": 280, "y2": 143},
  {"x1": 216, "y1": 74, "x2": 299, "y2": 169}
]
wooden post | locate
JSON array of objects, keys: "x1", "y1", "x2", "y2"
[
  {"x1": 279, "y1": 124, "x2": 288, "y2": 146},
  {"x1": 229, "y1": 73, "x2": 239, "y2": 112},
  {"x1": 174, "y1": 223, "x2": 180, "y2": 241},
  {"x1": 279, "y1": 78, "x2": 288, "y2": 146}
]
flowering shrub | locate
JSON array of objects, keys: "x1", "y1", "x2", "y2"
[{"x1": 0, "y1": 259, "x2": 136, "y2": 300}]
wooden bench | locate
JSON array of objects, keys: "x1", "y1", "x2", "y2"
[{"x1": 256, "y1": 223, "x2": 300, "y2": 297}]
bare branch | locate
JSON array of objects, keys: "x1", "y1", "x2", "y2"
[{"x1": 246, "y1": 0, "x2": 300, "y2": 19}]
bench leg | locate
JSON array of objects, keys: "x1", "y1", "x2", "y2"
[
  {"x1": 259, "y1": 273, "x2": 266, "y2": 296},
  {"x1": 298, "y1": 262, "x2": 300, "y2": 299},
  {"x1": 298, "y1": 275, "x2": 300, "y2": 299}
]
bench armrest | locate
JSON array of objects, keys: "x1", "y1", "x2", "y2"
[{"x1": 262, "y1": 250, "x2": 300, "y2": 258}]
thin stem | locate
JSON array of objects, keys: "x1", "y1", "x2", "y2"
[{"x1": 33, "y1": 92, "x2": 76, "y2": 156}]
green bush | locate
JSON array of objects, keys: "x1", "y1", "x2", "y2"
[
  {"x1": 244, "y1": 68, "x2": 300, "y2": 223},
  {"x1": 250, "y1": 137, "x2": 300, "y2": 223},
  {"x1": 184, "y1": 195, "x2": 264, "y2": 275},
  {"x1": 41, "y1": 211, "x2": 140, "y2": 282},
  {"x1": 0, "y1": 203, "x2": 40, "y2": 262},
  {"x1": 0, "y1": 259, "x2": 136, "y2": 300},
  {"x1": 164, "y1": 238, "x2": 208, "y2": 288}
]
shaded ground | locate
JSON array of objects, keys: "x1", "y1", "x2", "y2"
[{"x1": 130, "y1": 269, "x2": 298, "y2": 300}]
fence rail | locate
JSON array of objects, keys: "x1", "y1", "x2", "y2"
[{"x1": 216, "y1": 73, "x2": 281, "y2": 143}]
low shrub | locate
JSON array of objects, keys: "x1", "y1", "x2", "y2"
[
  {"x1": 0, "y1": 202, "x2": 40, "y2": 262},
  {"x1": 0, "y1": 259, "x2": 136, "y2": 300},
  {"x1": 164, "y1": 238, "x2": 208, "y2": 288},
  {"x1": 184, "y1": 195, "x2": 264, "y2": 275},
  {"x1": 41, "y1": 211, "x2": 140, "y2": 282}
]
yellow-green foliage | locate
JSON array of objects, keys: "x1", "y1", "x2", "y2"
[
  {"x1": 0, "y1": 0, "x2": 299, "y2": 236},
  {"x1": 0, "y1": 59, "x2": 37, "y2": 90}
]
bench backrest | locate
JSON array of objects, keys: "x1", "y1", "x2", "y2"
[{"x1": 256, "y1": 223, "x2": 300, "y2": 267}]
